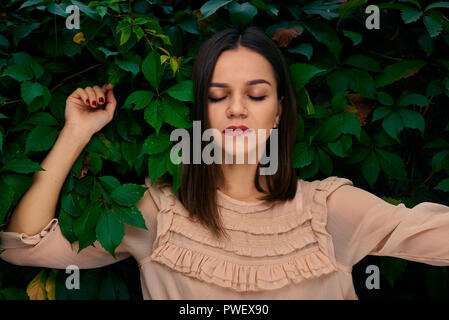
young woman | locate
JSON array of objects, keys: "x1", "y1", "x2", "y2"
[{"x1": 1, "y1": 27, "x2": 448, "y2": 300}]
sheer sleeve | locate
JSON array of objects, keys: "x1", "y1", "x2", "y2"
[
  {"x1": 326, "y1": 182, "x2": 449, "y2": 269},
  {"x1": 0, "y1": 176, "x2": 162, "y2": 270}
]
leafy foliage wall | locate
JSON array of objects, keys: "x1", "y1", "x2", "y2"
[{"x1": 0, "y1": 0, "x2": 448, "y2": 299}]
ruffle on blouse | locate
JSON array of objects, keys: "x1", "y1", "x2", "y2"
[{"x1": 147, "y1": 176, "x2": 353, "y2": 292}]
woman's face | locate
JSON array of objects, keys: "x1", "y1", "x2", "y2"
[{"x1": 207, "y1": 45, "x2": 282, "y2": 163}]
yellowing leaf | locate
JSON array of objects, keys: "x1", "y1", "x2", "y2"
[
  {"x1": 170, "y1": 57, "x2": 179, "y2": 74},
  {"x1": 26, "y1": 269, "x2": 47, "y2": 300},
  {"x1": 45, "y1": 269, "x2": 58, "y2": 300},
  {"x1": 73, "y1": 32, "x2": 86, "y2": 44}
]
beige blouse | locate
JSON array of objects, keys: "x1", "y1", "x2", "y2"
[{"x1": 1, "y1": 176, "x2": 449, "y2": 300}]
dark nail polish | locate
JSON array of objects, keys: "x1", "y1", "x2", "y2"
[
  {"x1": 92, "y1": 101, "x2": 96, "y2": 106},
  {"x1": 86, "y1": 99, "x2": 89, "y2": 104},
  {"x1": 99, "y1": 97, "x2": 104, "y2": 104}
]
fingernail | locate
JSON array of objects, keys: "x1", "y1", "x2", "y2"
[
  {"x1": 92, "y1": 100, "x2": 96, "y2": 106},
  {"x1": 86, "y1": 99, "x2": 89, "y2": 104},
  {"x1": 99, "y1": 97, "x2": 104, "y2": 104}
]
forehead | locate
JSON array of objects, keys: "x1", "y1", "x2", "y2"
[{"x1": 211, "y1": 46, "x2": 276, "y2": 84}]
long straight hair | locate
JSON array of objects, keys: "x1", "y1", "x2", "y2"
[{"x1": 178, "y1": 26, "x2": 298, "y2": 240}]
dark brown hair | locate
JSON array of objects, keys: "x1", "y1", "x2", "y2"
[{"x1": 178, "y1": 26, "x2": 298, "y2": 240}]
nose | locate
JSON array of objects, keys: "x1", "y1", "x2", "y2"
[{"x1": 226, "y1": 96, "x2": 248, "y2": 118}]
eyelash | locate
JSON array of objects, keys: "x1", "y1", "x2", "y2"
[{"x1": 208, "y1": 96, "x2": 266, "y2": 103}]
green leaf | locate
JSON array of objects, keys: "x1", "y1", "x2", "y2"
[
  {"x1": 317, "y1": 148, "x2": 333, "y2": 176},
  {"x1": 96, "y1": 210, "x2": 125, "y2": 258},
  {"x1": 342, "y1": 30, "x2": 362, "y2": 46},
  {"x1": 343, "y1": 55, "x2": 381, "y2": 73},
  {"x1": 144, "y1": 99, "x2": 164, "y2": 134},
  {"x1": 303, "y1": 19, "x2": 342, "y2": 60},
  {"x1": 142, "y1": 50, "x2": 163, "y2": 91},
  {"x1": 0, "y1": 178, "x2": 14, "y2": 224},
  {"x1": 399, "y1": 109, "x2": 425, "y2": 134},
  {"x1": 423, "y1": 13, "x2": 443, "y2": 37},
  {"x1": 199, "y1": 0, "x2": 233, "y2": 20},
  {"x1": 346, "y1": 69, "x2": 376, "y2": 99},
  {"x1": 292, "y1": 142, "x2": 314, "y2": 168},
  {"x1": 435, "y1": 178, "x2": 449, "y2": 192},
  {"x1": 165, "y1": 80, "x2": 194, "y2": 102},
  {"x1": 21, "y1": 81, "x2": 43, "y2": 105},
  {"x1": 161, "y1": 96, "x2": 192, "y2": 128},
  {"x1": 73, "y1": 203, "x2": 102, "y2": 253},
  {"x1": 112, "y1": 205, "x2": 147, "y2": 230},
  {"x1": 114, "y1": 58, "x2": 139, "y2": 76},
  {"x1": 71, "y1": 0, "x2": 99, "y2": 19},
  {"x1": 397, "y1": 93, "x2": 429, "y2": 107},
  {"x1": 362, "y1": 152, "x2": 380, "y2": 188},
  {"x1": 25, "y1": 126, "x2": 58, "y2": 153},
  {"x1": 1, "y1": 158, "x2": 44, "y2": 174},
  {"x1": 2, "y1": 65, "x2": 33, "y2": 81},
  {"x1": 141, "y1": 131, "x2": 172, "y2": 155},
  {"x1": 89, "y1": 151, "x2": 102, "y2": 175},
  {"x1": 13, "y1": 22, "x2": 40, "y2": 47},
  {"x1": 328, "y1": 135, "x2": 352, "y2": 157},
  {"x1": 110, "y1": 184, "x2": 147, "y2": 207},
  {"x1": 304, "y1": 0, "x2": 340, "y2": 20},
  {"x1": 376, "y1": 149, "x2": 408, "y2": 180},
  {"x1": 298, "y1": 151, "x2": 319, "y2": 179},
  {"x1": 122, "y1": 90, "x2": 154, "y2": 110},
  {"x1": 289, "y1": 63, "x2": 326, "y2": 92},
  {"x1": 343, "y1": 113, "x2": 361, "y2": 140},
  {"x1": 380, "y1": 257, "x2": 407, "y2": 288},
  {"x1": 58, "y1": 209, "x2": 77, "y2": 243},
  {"x1": 331, "y1": 91, "x2": 348, "y2": 113},
  {"x1": 121, "y1": 141, "x2": 137, "y2": 169},
  {"x1": 98, "y1": 47, "x2": 119, "y2": 58},
  {"x1": 229, "y1": 1, "x2": 258, "y2": 26},
  {"x1": 288, "y1": 43, "x2": 313, "y2": 60},
  {"x1": 377, "y1": 92, "x2": 395, "y2": 106},
  {"x1": 98, "y1": 176, "x2": 121, "y2": 194},
  {"x1": 318, "y1": 114, "x2": 344, "y2": 142},
  {"x1": 382, "y1": 111, "x2": 403, "y2": 141},
  {"x1": 0, "y1": 35, "x2": 8, "y2": 48},
  {"x1": 24, "y1": 112, "x2": 58, "y2": 126},
  {"x1": 400, "y1": 7, "x2": 422, "y2": 23},
  {"x1": 425, "y1": 2, "x2": 449, "y2": 11},
  {"x1": 148, "y1": 152, "x2": 167, "y2": 183},
  {"x1": 375, "y1": 60, "x2": 427, "y2": 88}
]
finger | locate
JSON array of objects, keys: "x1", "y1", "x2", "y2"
[
  {"x1": 93, "y1": 85, "x2": 105, "y2": 106},
  {"x1": 70, "y1": 88, "x2": 89, "y2": 106},
  {"x1": 104, "y1": 86, "x2": 117, "y2": 119},
  {"x1": 84, "y1": 87, "x2": 97, "y2": 108}
]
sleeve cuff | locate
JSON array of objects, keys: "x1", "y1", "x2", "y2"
[{"x1": 0, "y1": 218, "x2": 59, "y2": 249}]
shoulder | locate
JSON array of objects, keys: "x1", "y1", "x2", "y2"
[{"x1": 297, "y1": 176, "x2": 354, "y2": 206}]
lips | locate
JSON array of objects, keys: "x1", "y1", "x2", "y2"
[{"x1": 223, "y1": 125, "x2": 253, "y2": 136}]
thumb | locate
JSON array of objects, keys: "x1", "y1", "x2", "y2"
[{"x1": 104, "y1": 85, "x2": 117, "y2": 117}]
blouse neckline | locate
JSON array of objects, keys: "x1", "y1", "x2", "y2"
[{"x1": 215, "y1": 188, "x2": 274, "y2": 213}]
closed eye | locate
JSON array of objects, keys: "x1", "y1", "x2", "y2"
[{"x1": 207, "y1": 96, "x2": 266, "y2": 103}]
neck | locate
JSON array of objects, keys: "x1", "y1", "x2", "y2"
[{"x1": 218, "y1": 163, "x2": 267, "y2": 201}]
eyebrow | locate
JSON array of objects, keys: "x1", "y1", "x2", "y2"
[{"x1": 209, "y1": 79, "x2": 272, "y2": 88}]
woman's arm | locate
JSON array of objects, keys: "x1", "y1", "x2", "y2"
[
  {"x1": 5, "y1": 124, "x2": 91, "y2": 235},
  {"x1": 326, "y1": 183, "x2": 449, "y2": 268}
]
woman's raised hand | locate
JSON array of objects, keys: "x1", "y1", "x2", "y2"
[{"x1": 64, "y1": 83, "x2": 117, "y2": 138}]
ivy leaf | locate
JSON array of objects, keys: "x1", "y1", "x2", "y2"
[
  {"x1": 382, "y1": 111, "x2": 404, "y2": 141},
  {"x1": 199, "y1": 0, "x2": 233, "y2": 20},
  {"x1": 400, "y1": 6, "x2": 422, "y2": 23},
  {"x1": 372, "y1": 106, "x2": 392, "y2": 122},
  {"x1": 1, "y1": 65, "x2": 33, "y2": 81},
  {"x1": 229, "y1": 1, "x2": 258, "y2": 26},
  {"x1": 110, "y1": 183, "x2": 147, "y2": 207},
  {"x1": 1, "y1": 158, "x2": 44, "y2": 174},
  {"x1": 114, "y1": 58, "x2": 139, "y2": 76},
  {"x1": 165, "y1": 80, "x2": 194, "y2": 102},
  {"x1": 423, "y1": 13, "x2": 443, "y2": 37},
  {"x1": 342, "y1": 30, "x2": 362, "y2": 46},
  {"x1": 376, "y1": 149, "x2": 408, "y2": 180},
  {"x1": 161, "y1": 96, "x2": 192, "y2": 128},
  {"x1": 288, "y1": 43, "x2": 313, "y2": 60},
  {"x1": 141, "y1": 131, "x2": 172, "y2": 155},
  {"x1": 376, "y1": 60, "x2": 426, "y2": 88},
  {"x1": 399, "y1": 109, "x2": 425, "y2": 134},
  {"x1": 58, "y1": 209, "x2": 77, "y2": 243},
  {"x1": 142, "y1": 50, "x2": 163, "y2": 91},
  {"x1": 303, "y1": 19, "x2": 342, "y2": 60},
  {"x1": 25, "y1": 126, "x2": 58, "y2": 153},
  {"x1": 380, "y1": 257, "x2": 408, "y2": 288},
  {"x1": 343, "y1": 113, "x2": 361, "y2": 140},
  {"x1": 98, "y1": 176, "x2": 121, "y2": 194},
  {"x1": 362, "y1": 152, "x2": 380, "y2": 188},
  {"x1": 73, "y1": 203, "x2": 102, "y2": 253},
  {"x1": 121, "y1": 140, "x2": 137, "y2": 169},
  {"x1": 13, "y1": 22, "x2": 40, "y2": 47},
  {"x1": 96, "y1": 210, "x2": 125, "y2": 258},
  {"x1": 144, "y1": 99, "x2": 164, "y2": 134},
  {"x1": 289, "y1": 63, "x2": 326, "y2": 92},
  {"x1": 292, "y1": 142, "x2": 314, "y2": 168},
  {"x1": 425, "y1": 2, "x2": 449, "y2": 11},
  {"x1": 328, "y1": 135, "x2": 352, "y2": 157},
  {"x1": 21, "y1": 81, "x2": 43, "y2": 105},
  {"x1": 0, "y1": 178, "x2": 14, "y2": 224},
  {"x1": 343, "y1": 55, "x2": 381, "y2": 73},
  {"x1": 317, "y1": 148, "x2": 333, "y2": 176},
  {"x1": 122, "y1": 90, "x2": 154, "y2": 110},
  {"x1": 112, "y1": 205, "x2": 147, "y2": 230},
  {"x1": 26, "y1": 269, "x2": 47, "y2": 300},
  {"x1": 148, "y1": 152, "x2": 167, "y2": 184}
]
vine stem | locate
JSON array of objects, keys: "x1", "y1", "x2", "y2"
[{"x1": 0, "y1": 63, "x2": 104, "y2": 108}]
